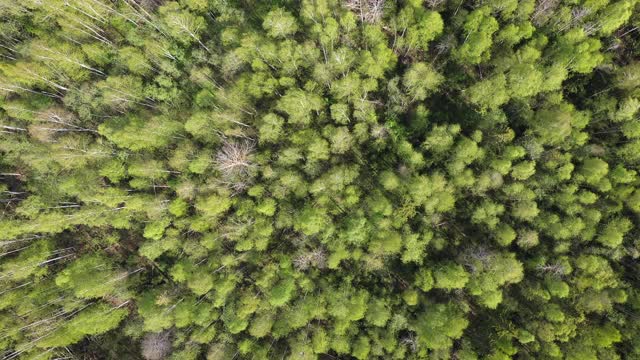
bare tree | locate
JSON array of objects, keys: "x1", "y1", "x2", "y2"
[
  {"x1": 432, "y1": 34, "x2": 455, "y2": 63},
  {"x1": 536, "y1": 263, "x2": 566, "y2": 277},
  {"x1": 371, "y1": 124, "x2": 389, "y2": 140},
  {"x1": 28, "y1": 108, "x2": 96, "y2": 142},
  {"x1": 215, "y1": 140, "x2": 256, "y2": 192},
  {"x1": 460, "y1": 246, "x2": 494, "y2": 273},
  {"x1": 141, "y1": 331, "x2": 172, "y2": 360},
  {"x1": 425, "y1": 0, "x2": 445, "y2": 8},
  {"x1": 344, "y1": 0, "x2": 385, "y2": 24},
  {"x1": 531, "y1": 0, "x2": 560, "y2": 26},
  {"x1": 400, "y1": 333, "x2": 418, "y2": 353},
  {"x1": 516, "y1": 229, "x2": 539, "y2": 249},
  {"x1": 571, "y1": 7, "x2": 590, "y2": 22},
  {"x1": 583, "y1": 22, "x2": 600, "y2": 36},
  {"x1": 136, "y1": 0, "x2": 167, "y2": 11},
  {"x1": 293, "y1": 248, "x2": 327, "y2": 271}
]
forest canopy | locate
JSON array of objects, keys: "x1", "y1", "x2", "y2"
[{"x1": 1, "y1": 0, "x2": 640, "y2": 359}]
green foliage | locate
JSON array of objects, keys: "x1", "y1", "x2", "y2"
[
  {"x1": 403, "y1": 63, "x2": 443, "y2": 102},
  {"x1": 99, "y1": 115, "x2": 183, "y2": 151},
  {"x1": 277, "y1": 90, "x2": 324, "y2": 125},
  {"x1": 1, "y1": 1, "x2": 640, "y2": 358},
  {"x1": 54, "y1": 255, "x2": 123, "y2": 299},
  {"x1": 415, "y1": 302, "x2": 469, "y2": 350},
  {"x1": 263, "y1": 8, "x2": 298, "y2": 38},
  {"x1": 395, "y1": 3, "x2": 444, "y2": 52},
  {"x1": 434, "y1": 263, "x2": 470, "y2": 290},
  {"x1": 268, "y1": 278, "x2": 296, "y2": 307},
  {"x1": 467, "y1": 74, "x2": 509, "y2": 111},
  {"x1": 597, "y1": 217, "x2": 633, "y2": 247},
  {"x1": 455, "y1": 8, "x2": 499, "y2": 64},
  {"x1": 37, "y1": 304, "x2": 128, "y2": 348}
]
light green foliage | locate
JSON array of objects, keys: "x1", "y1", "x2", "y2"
[
  {"x1": 263, "y1": 8, "x2": 298, "y2": 38},
  {"x1": 434, "y1": 263, "x2": 470, "y2": 290},
  {"x1": 495, "y1": 223, "x2": 516, "y2": 246},
  {"x1": 1, "y1": 239, "x2": 52, "y2": 281},
  {"x1": 599, "y1": 0, "x2": 635, "y2": 35},
  {"x1": 597, "y1": 217, "x2": 632, "y2": 248},
  {"x1": 100, "y1": 160, "x2": 126, "y2": 183},
  {"x1": 159, "y1": 2, "x2": 207, "y2": 46},
  {"x1": 496, "y1": 22, "x2": 534, "y2": 46},
  {"x1": 579, "y1": 158, "x2": 609, "y2": 185},
  {"x1": 472, "y1": 200, "x2": 505, "y2": 229},
  {"x1": 328, "y1": 287, "x2": 369, "y2": 322},
  {"x1": 169, "y1": 198, "x2": 189, "y2": 217},
  {"x1": 396, "y1": 4, "x2": 444, "y2": 51},
  {"x1": 259, "y1": 113, "x2": 285, "y2": 143},
  {"x1": 293, "y1": 206, "x2": 328, "y2": 235},
  {"x1": 467, "y1": 74, "x2": 509, "y2": 111},
  {"x1": 366, "y1": 298, "x2": 391, "y2": 327},
  {"x1": 465, "y1": 252, "x2": 524, "y2": 308},
  {"x1": 507, "y1": 64, "x2": 543, "y2": 98},
  {"x1": 416, "y1": 268, "x2": 435, "y2": 292},
  {"x1": 249, "y1": 311, "x2": 275, "y2": 338},
  {"x1": 99, "y1": 115, "x2": 183, "y2": 151},
  {"x1": 269, "y1": 278, "x2": 296, "y2": 307},
  {"x1": 553, "y1": 29, "x2": 604, "y2": 74},
  {"x1": 369, "y1": 230, "x2": 403, "y2": 255},
  {"x1": 1, "y1": 1, "x2": 640, "y2": 358},
  {"x1": 144, "y1": 218, "x2": 171, "y2": 240},
  {"x1": 118, "y1": 47, "x2": 151, "y2": 76},
  {"x1": 277, "y1": 90, "x2": 324, "y2": 125},
  {"x1": 455, "y1": 8, "x2": 499, "y2": 64},
  {"x1": 415, "y1": 302, "x2": 469, "y2": 350},
  {"x1": 55, "y1": 255, "x2": 121, "y2": 299},
  {"x1": 532, "y1": 105, "x2": 574, "y2": 145},
  {"x1": 196, "y1": 193, "x2": 233, "y2": 218},
  {"x1": 139, "y1": 235, "x2": 180, "y2": 260},
  {"x1": 352, "y1": 336, "x2": 371, "y2": 359},
  {"x1": 512, "y1": 201, "x2": 539, "y2": 221},
  {"x1": 403, "y1": 63, "x2": 443, "y2": 102},
  {"x1": 574, "y1": 255, "x2": 618, "y2": 291},
  {"x1": 37, "y1": 304, "x2": 128, "y2": 348}
]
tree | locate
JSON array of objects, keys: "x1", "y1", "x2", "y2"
[
  {"x1": 578, "y1": 158, "x2": 609, "y2": 186},
  {"x1": 464, "y1": 251, "x2": 523, "y2": 308},
  {"x1": 2, "y1": 0, "x2": 640, "y2": 358},
  {"x1": 159, "y1": 2, "x2": 209, "y2": 51},
  {"x1": 37, "y1": 304, "x2": 129, "y2": 348},
  {"x1": 596, "y1": 217, "x2": 632, "y2": 248},
  {"x1": 263, "y1": 8, "x2": 298, "y2": 38},
  {"x1": 403, "y1": 62, "x2": 443, "y2": 102},
  {"x1": 507, "y1": 64, "x2": 544, "y2": 98},
  {"x1": 259, "y1": 113, "x2": 285, "y2": 143},
  {"x1": 552, "y1": 29, "x2": 604, "y2": 74},
  {"x1": 472, "y1": 200, "x2": 505, "y2": 229},
  {"x1": 269, "y1": 277, "x2": 296, "y2": 307},
  {"x1": 455, "y1": 8, "x2": 499, "y2": 64},
  {"x1": 466, "y1": 74, "x2": 509, "y2": 111},
  {"x1": 294, "y1": 206, "x2": 330, "y2": 235},
  {"x1": 98, "y1": 114, "x2": 182, "y2": 151},
  {"x1": 395, "y1": 3, "x2": 444, "y2": 52},
  {"x1": 434, "y1": 262, "x2": 469, "y2": 290},
  {"x1": 532, "y1": 104, "x2": 574, "y2": 145},
  {"x1": 414, "y1": 302, "x2": 469, "y2": 351},
  {"x1": 276, "y1": 89, "x2": 324, "y2": 125},
  {"x1": 142, "y1": 331, "x2": 172, "y2": 360},
  {"x1": 215, "y1": 140, "x2": 256, "y2": 191},
  {"x1": 55, "y1": 254, "x2": 125, "y2": 299}
]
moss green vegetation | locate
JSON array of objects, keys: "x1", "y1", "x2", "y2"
[{"x1": 1, "y1": 0, "x2": 640, "y2": 359}]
